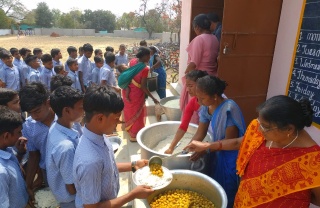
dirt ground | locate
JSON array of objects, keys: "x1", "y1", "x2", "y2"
[{"x1": 0, "y1": 35, "x2": 160, "y2": 62}]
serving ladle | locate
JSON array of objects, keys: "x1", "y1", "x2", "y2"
[{"x1": 148, "y1": 150, "x2": 189, "y2": 167}]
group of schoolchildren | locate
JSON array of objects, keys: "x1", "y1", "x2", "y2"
[{"x1": 0, "y1": 42, "x2": 154, "y2": 208}]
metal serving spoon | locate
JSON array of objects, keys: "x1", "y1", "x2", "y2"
[{"x1": 148, "y1": 150, "x2": 188, "y2": 167}]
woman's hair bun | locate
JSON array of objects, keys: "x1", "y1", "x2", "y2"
[{"x1": 299, "y1": 98, "x2": 313, "y2": 127}]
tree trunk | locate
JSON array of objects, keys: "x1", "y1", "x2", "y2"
[{"x1": 148, "y1": 31, "x2": 152, "y2": 39}]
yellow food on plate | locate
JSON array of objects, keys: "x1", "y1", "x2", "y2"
[
  {"x1": 150, "y1": 189, "x2": 215, "y2": 208},
  {"x1": 149, "y1": 163, "x2": 164, "y2": 177}
]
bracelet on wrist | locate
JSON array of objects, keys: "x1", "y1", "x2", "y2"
[{"x1": 131, "y1": 161, "x2": 137, "y2": 173}]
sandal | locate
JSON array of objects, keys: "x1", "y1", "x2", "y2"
[{"x1": 129, "y1": 137, "x2": 137, "y2": 142}]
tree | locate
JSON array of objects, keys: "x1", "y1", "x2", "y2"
[
  {"x1": 81, "y1": 10, "x2": 116, "y2": 32},
  {"x1": 35, "y1": 2, "x2": 53, "y2": 28},
  {"x1": 0, "y1": 0, "x2": 27, "y2": 20},
  {"x1": 116, "y1": 12, "x2": 139, "y2": 30},
  {"x1": 51, "y1": 9, "x2": 61, "y2": 27},
  {"x1": 21, "y1": 9, "x2": 36, "y2": 25},
  {"x1": 0, "y1": 8, "x2": 12, "y2": 28},
  {"x1": 138, "y1": 0, "x2": 167, "y2": 39},
  {"x1": 166, "y1": 0, "x2": 182, "y2": 43}
]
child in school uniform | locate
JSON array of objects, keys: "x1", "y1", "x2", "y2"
[
  {"x1": 78, "y1": 44, "x2": 93, "y2": 92},
  {"x1": 67, "y1": 58, "x2": 82, "y2": 91},
  {"x1": 33, "y1": 48, "x2": 43, "y2": 72},
  {"x1": 73, "y1": 85, "x2": 153, "y2": 207},
  {"x1": 25, "y1": 55, "x2": 41, "y2": 83},
  {"x1": 46, "y1": 86, "x2": 84, "y2": 207},
  {"x1": 78, "y1": 46, "x2": 84, "y2": 59},
  {"x1": 19, "y1": 48, "x2": 31, "y2": 86},
  {"x1": 0, "y1": 107, "x2": 29, "y2": 207},
  {"x1": 0, "y1": 88, "x2": 21, "y2": 113},
  {"x1": 19, "y1": 82, "x2": 56, "y2": 205},
  {"x1": 91, "y1": 56, "x2": 104, "y2": 86},
  {"x1": 65, "y1": 46, "x2": 78, "y2": 72},
  {"x1": 0, "y1": 50, "x2": 20, "y2": 91},
  {"x1": 40, "y1": 54, "x2": 54, "y2": 89},
  {"x1": 10, "y1": 47, "x2": 22, "y2": 69},
  {"x1": 54, "y1": 65, "x2": 68, "y2": 76},
  {"x1": 51, "y1": 48, "x2": 63, "y2": 68}
]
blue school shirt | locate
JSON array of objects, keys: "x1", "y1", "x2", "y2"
[
  {"x1": 28, "y1": 68, "x2": 40, "y2": 82},
  {"x1": 100, "y1": 66, "x2": 113, "y2": 86},
  {"x1": 115, "y1": 53, "x2": 128, "y2": 65},
  {"x1": 0, "y1": 64, "x2": 20, "y2": 90},
  {"x1": 22, "y1": 116, "x2": 57, "y2": 170},
  {"x1": 0, "y1": 147, "x2": 29, "y2": 208},
  {"x1": 105, "y1": 64, "x2": 117, "y2": 86},
  {"x1": 77, "y1": 56, "x2": 92, "y2": 87},
  {"x1": 19, "y1": 61, "x2": 29, "y2": 87},
  {"x1": 91, "y1": 66, "x2": 100, "y2": 85},
  {"x1": 13, "y1": 58, "x2": 23, "y2": 68},
  {"x1": 53, "y1": 59, "x2": 62, "y2": 68},
  {"x1": 64, "y1": 56, "x2": 72, "y2": 72},
  {"x1": 40, "y1": 67, "x2": 54, "y2": 89},
  {"x1": 0, "y1": 59, "x2": 3, "y2": 69},
  {"x1": 67, "y1": 70, "x2": 82, "y2": 91},
  {"x1": 73, "y1": 127, "x2": 119, "y2": 207},
  {"x1": 46, "y1": 122, "x2": 79, "y2": 204}
]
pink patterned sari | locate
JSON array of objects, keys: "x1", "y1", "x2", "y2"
[{"x1": 122, "y1": 59, "x2": 149, "y2": 138}]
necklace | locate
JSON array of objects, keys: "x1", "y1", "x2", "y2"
[{"x1": 268, "y1": 131, "x2": 299, "y2": 150}]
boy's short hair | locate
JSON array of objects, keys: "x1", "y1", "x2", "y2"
[
  {"x1": 105, "y1": 46, "x2": 114, "y2": 53},
  {"x1": 94, "y1": 56, "x2": 104, "y2": 63},
  {"x1": 50, "y1": 86, "x2": 84, "y2": 117},
  {"x1": 50, "y1": 75, "x2": 73, "y2": 92},
  {"x1": 66, "y1": 58, "x2": 77, "y2": 67},
  {"x1": 25, "y1": 54, "x2": 38, "y2": 66},
  {"x1": 94, "y1": 49, "x2": 102, "y2": 56},
  {"x1": 116, "y1": 64, "x2": 127, "y2": 74},
  {"x1": 1, "y1": 50, "x2": 12, "y2": 59},
  {"x1": 67, "y1": 46, "x2": 77, "y2": 55},
  {"x1": 84, "y1": 85, "x2": 124, "y2": 122},
  {"x1": 19, "y1": 48, "x2": 31, "y2": 57},
  {"x1": 79, "y1": 46, "x2": 83, "y2": 52},
  {"x1": 0, "y1": 88, "x2": 18, "y2": 106},
  {"x1": 41, "y1": 54, "x2": 53, "y2": 63},
  {"x1": 105, "y1": 52, "x2": 115, "y2": 64},
  {"x1": 83, "y1": 43, "x2": 93, "y2": 52},
  {"x1": 33, "y1": 48, "x2": 42, "y2": 55},
  {"x1": 140, "y1": 40, "x2": 147, "y2": 46},
  {"x1": 0, "y1": 106, "x2": 23, "y2": 135},
  {"x1": 9, "y1": 48, "x2": 19, "y2": 56},
  {"x1": 19, "y1": 82, "x2": 50, "y2": 112},
  {"x1": 54, "y1": 65, "x2": 64, "y2": 74},
  {"x1": 119, "y1": 44, "x2": 126, "y2": 48},
  {"x1": 51, "y1": 48, "x2": 61, "y2": 58}
]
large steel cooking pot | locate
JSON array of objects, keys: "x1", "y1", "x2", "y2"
[
  {"x1": 147, "y1": 169, "x2": 228, "y2": 208},
  {"x1": 159, "y1": 96, "x2": 181, "y2": 121},
  {"x1": 137, "y1": 121, "x2": 211, "y2": 170}
]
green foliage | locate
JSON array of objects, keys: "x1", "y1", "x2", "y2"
[
  {"x1": 0, "y1": 9, "x2": 11, "y2": 29},
  {"x1": 116, "y1": 12, "x2": 140, "y2": 30},
  {"x1": 80, "y1": 10, "x2": 116, "y2": 32},
  {"x1": 0, "y1": 0, "x2": 27, "y2": 20},
  {"x1": 21, "y1": 10, "x2": 36, "y2": 25},
  {"x1": 35, "y1": 2, "x2": 53, "y2": 28}
]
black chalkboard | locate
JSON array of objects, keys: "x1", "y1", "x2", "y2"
[{"x1": 287, "y1": 0, "x2": 320, "y2": 128}]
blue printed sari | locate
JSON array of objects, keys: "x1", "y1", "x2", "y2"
[
  {"x1": 208, "y1": 99, "x2": 246, "y2": 208},
  {"x1": 149, "y1": 54, "x2": 166, "y2": 99}
]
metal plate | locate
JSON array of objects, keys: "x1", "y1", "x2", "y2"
[{"x1": 132, "y1": 166, "x2": 173, "y2": 190}]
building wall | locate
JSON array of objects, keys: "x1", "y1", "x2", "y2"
[
  {"x1": 268, "y1": 0, "x2": 320, "y2": 145},
  {"x1": 0, "y1": 29, "x2": 11, "y2": 36},
  {"x1": 34, "y1": 28, "x2": 95, "y2": 36}
]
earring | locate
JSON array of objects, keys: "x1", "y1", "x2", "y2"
[{"x1": 287, "y1": 133, "x2": 290, "y2": 137}]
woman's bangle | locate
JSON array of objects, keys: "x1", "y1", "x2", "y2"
[{"x1": 131, "y1": 161, "x2": 137, "y2": 173}]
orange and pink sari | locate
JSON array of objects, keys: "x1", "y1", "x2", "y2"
[
  {"x1": 122, "y1": 59, "x2": 149, "y2": 138},
  {"x1": 235, "y1": 119, "x2": 320, "y2": 207}
]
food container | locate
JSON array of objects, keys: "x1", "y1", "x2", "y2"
[
  {"x1": 106, "y1": 136, "x2": 122, "y2": 153},
  {"x1": 159, "y1": 96, "x2": 181, "y2": 121},
  {"x1": 147, "y1": 169, "x2": 228, "y2": 208},
  {"x1": 147, "y1": 72, "x2": 158, "y2": 92},
  {"x1": 137, "y1": 121, "x2": 211, "y2": 170}
]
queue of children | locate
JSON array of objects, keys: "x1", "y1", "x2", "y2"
[{"x1": 0, "y1": 40, "x2": 167, "y2": 207}]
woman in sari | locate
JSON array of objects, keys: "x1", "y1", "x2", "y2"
[
  {"x1": 149, "y1": 46, "x2": 166, "y2": 99},
  {"x1": 188, "y1": 75, "x2": 246, "y2": 208},
  {"x1": 185, "y1": 95, "x2": 320, "y2": 207},
  {"x1": 180, "y1": 14, "x2": 219, "y2": 121},
  {"x1": 119, "y1": 47, "x2": 159, "y2": 141}
]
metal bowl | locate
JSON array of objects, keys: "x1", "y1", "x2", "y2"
[
  {"x1": 107, "y1": 136, "x2": 122, "y2": 153},
  {"x1": 147, "y1": 170, "x2": 228, "y2": 208},
  {"x1": 137, "y1": 121, "x2": 211, "y2": 170},
  {"x1": 160, "y1": 96, "x2": 181, "y2": 121}
]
